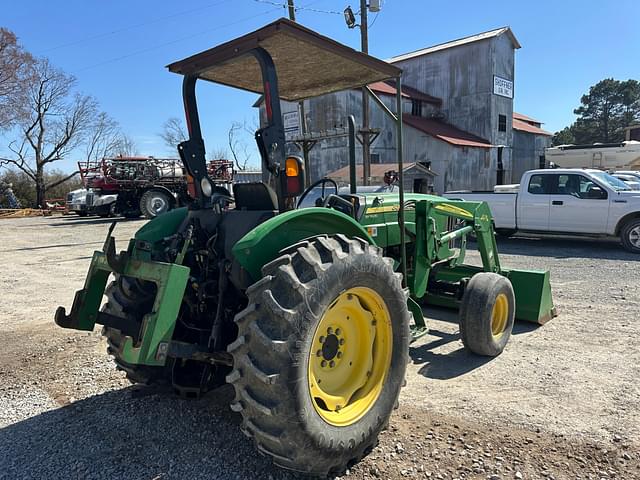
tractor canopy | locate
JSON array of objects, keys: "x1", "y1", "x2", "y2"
[{"x1": 166, "y1": 18, "x2": 401, "y2": 101}]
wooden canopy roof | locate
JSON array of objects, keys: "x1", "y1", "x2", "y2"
[{"x1": 166, "y1": 18, "x2": 401, "y2": 101}]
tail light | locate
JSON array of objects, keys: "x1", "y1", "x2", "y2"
[{"x1": 282, "y1": 156, "x2": 304, "y2": 197}]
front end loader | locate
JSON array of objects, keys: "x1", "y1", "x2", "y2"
[{"x1": 55, "y1": 19, "x2": 555, "y2": 476}]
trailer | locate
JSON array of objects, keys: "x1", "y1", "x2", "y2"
[{"x1": 545, "y1": 141, "x2": 640, "y2": 170}]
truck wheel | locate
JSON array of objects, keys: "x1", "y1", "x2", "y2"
[
  {"x1": 227, "y1": 234, "x2": 410, "y2": 476},
  {"x1": 140, "y1": 190, "x2": 171, "y2": 219},
  {"x1": 459, "y1": 272, "x2": 515, "y2": 357},
  {"x1": 102, "y1": 277, "x2": 173, "y2": 385},
  {"x1": 620, "y1": 218, "x2": 640, "y2": 253},
  {"x1": 77, "y1": 211, "x2": 88, "y2": 217}
]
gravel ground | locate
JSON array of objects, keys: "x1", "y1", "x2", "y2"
[{"x1": 0, "y1": 215, "x2": 639, "y2": 480}]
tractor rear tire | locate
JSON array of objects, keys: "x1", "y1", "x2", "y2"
[
  {"x1": 227, "y1": 234, "x2": 410, "y2": 476},
  {"x1": 459, "y1": 272, "x2": 515, "y2": 357},
  {"x1": 140, "y1": 190, "x2": 172, "y2": 219},
  {"x1": 102, "y1": 277, "x2": 173, "y2": 385}
]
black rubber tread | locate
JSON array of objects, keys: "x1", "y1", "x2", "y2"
[
  {"x1": 102, "y1": 277, "x2": 173, "y2": 385},
  {"x1": 620, "y1": 218, "x2": 640, "y2": 254},
  {"x1": 458, "y1": 272, "x2": 515, "y2": 357},
  {"x1": 139, "y1": 189, "x2": 172, "y2": 219},
  {"x1": 227, "y1": 234, "x2": 410, "y2": 476}
]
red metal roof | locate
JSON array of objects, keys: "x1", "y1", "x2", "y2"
[
  {"x1": 369, "y1": 82, "x2": 442, "y2": 105},
  {"x1": 403, "y1": 115, "x2": 492, "y2": 148},
  {"x1": 513, "y1": 112, "x2": 540, "y2": 123},
  {"x1": 512, "y1": 117, "x2": 552, "y2": 136}
]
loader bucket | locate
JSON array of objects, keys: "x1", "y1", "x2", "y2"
[
  {"x1": 423, "y1": 265, "x2": 556, "y2": 325},
  {"x1": 502, "y1": 268, "x2": 556, "y2": 325}
]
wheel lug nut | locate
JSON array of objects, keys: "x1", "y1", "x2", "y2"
[
  {"x1": 329, "y1": 360, "x2": 335, "y2": 368},
  {"x1": 339, "y1": 338, "x2": 345, "y2": 345},
  {"x1": 335, "y1": 328, "x2": 341, "y2": 335},
  {"x1": 319, "y1": 336, "x2": 325, "y2": 343},
  {"x1": 337, "y1": 351, "x2": 342, "y2": 358},
  {"x1": 327, "y1": 327, "x2": 333, "y2": 334},
  {"x1": 316, "y1": 350, "x2": 322, "y2": 357},
  {"x1": 321, "y1": 360, "x2": 327, "y2": 367}
]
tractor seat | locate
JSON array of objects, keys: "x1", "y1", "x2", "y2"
[{"x1": 234, "y1": 182, "x2": 278, "y2": 211}]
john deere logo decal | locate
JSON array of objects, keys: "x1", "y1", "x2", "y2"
[{"x1": 434, "y1": 203, "x2": 473, "y2": 219}]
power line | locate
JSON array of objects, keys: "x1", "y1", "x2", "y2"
[
  {"x1": 368, "y1": 11, "x2": 380, "y2": 29},
  {"x1": 41, "y1": 0, "x2": 232, "y2": 54},
  {"x1": 252, "y1": 0, "x2": 342, "y2": 15},
  {"x1": 74, "y1": 7, "x2": 280, "y2": 73}
]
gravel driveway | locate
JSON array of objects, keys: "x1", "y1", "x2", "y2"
[{"x1": 0, "y1": 216, "x2": 638, "y2": 479}]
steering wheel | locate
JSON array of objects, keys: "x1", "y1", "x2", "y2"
[{"x1": 296, "y1": 178, "x2": 338, "y2": 208}]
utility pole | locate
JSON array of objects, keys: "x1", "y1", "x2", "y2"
[
  {"x1": 360, "y1": 0, "x2": 370, "y2": 185},
  {"x1": 286, "y1": 0, "x2": 311, "y2": 186},
  {"x1": 287, "y1": 0, "x2": 296, "y2": 21}
]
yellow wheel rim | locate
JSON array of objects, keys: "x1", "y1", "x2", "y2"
[
  {"x1": 491, "y1": 293, "x2": 509, "y2": 338},
  {"x1": 308, "y1": 287, "x2": 393, "y2": 427}
]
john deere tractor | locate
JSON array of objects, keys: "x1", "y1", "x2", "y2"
[{"x1": 55, "y1": 19, "x2": 555, "y2": 476}]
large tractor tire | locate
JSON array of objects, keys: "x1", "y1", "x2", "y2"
[
  {"x1": 620, "y1": 218, "x2": 640, "y2": 253},
  {"x1": 227, "y1": 234, "x2": 410, "y2": 476},
  {"x1": 459, "y1": 272, "x2": 515, "y2": 357},
  {"x1": 140, "y1": 189, "x2": 172, "y2": 219},
  {"x1": 102, "y1": 277, "x2": 173, "y2": 385}
]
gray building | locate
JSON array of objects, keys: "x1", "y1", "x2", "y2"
[
  {"x1": 257, "y1": 26, "x2": 551, "y2": 193},
  {"x1": 511, "y1": 112, "x2": 552, "y2": 181}
]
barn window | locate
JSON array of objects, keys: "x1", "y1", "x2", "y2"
[{"x1": 498, "y1": 114, "x2": 507, "y2": 132}]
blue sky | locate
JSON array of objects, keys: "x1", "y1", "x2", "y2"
[{"x1": 3, "y1": 0, "x2": 639, "y2": 172}]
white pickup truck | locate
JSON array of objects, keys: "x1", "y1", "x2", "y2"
[{"x1": 446, "y1": 169, "x2": 640, "y2": 253}]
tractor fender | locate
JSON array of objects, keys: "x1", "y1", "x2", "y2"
[
  {"x1": 134, "y1": 206, "x2": 188, "y2": 243},
  {"x1": 232, "y1": 207, "x2": 375, "y2": 281}
]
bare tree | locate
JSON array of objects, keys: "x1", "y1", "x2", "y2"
[
  {"x1": 0, "y1": 58, "x2": 97, "y2": 207},
  {"x1": 84, "y1": 111, "x2": 121, "y2": 161},
  {"x1": 208, "y1": 146, "x2": 229, "y2": 160},
  {"x1": 113, "y1": 134, "x2": 138, "y2": 157},
  {"x1": 159, "y1": 117, "x2": 187, "y2": 152},
  {"x1": 228, "y1": 121, "x2": 254, "y2": 170},
  {"x1": 0, "y1": 28, "x2": 33, "y2": 130}
]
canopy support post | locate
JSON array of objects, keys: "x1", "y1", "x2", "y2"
[{"x1": 396, "y1": 75, "x2": 407, "y2": 287}]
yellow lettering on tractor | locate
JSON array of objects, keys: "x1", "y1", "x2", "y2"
[
  {"x1": 434, "y1": 203, "x2": 474, "y2": 219},
  {"x1": 366, "y1": 205, "x2": 399, "y2": 214}
]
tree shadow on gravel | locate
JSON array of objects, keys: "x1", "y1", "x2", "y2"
[
  {"x1": 48, "y1": 217, "x2": 145, "y2": 227},
  {"x1": 0, "y1": 385, "x2": 297, "y2": 480}
]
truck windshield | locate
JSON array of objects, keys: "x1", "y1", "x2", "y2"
[{"x1": 590, "y1": 171, "x2": 632, "y2": 191}]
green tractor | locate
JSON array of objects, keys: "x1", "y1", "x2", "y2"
[{"x1": 55, "y1": 19, "x2": 555, "y2": 476}]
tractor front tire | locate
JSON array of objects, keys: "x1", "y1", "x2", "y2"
[
  {"x1": 102, "y1": 277, "x2": 173, "y2": 385},
  {"x1": 459, "y1": 272, "x2": 515, "y2": 357},
  {"x1": 227, "y1": 235, "x2": 410, "y2": 476}
]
